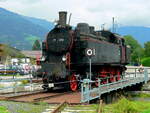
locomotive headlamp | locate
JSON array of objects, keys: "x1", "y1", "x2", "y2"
[
  {"x1": 62, "y1": 55, "x2": 67, "y2": 61},
  {"x1": 41, "y1": 56, "x2": 46, "y2": 61}
]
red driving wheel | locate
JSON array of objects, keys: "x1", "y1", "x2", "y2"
[{"x1": 70, "y1": 73, "x2": 78, "y2": 91}]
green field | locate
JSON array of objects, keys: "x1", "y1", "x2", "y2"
[
  {"x1": 0, "y1": 101, "x2": 48, "y2": 113},
  {"x1": 0, "y1": 106, "x2": 9, "y2": 113},
  {"x1": 68, "y1": 97, "x2": 150, "y2": 113},
  {"x1": 131, "y1": 92, "x2": 150, "y2": 98},
  {"x1": 103, "y1": 97, "x2": 150, "y2": 113}
]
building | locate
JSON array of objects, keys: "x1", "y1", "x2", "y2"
[
  {"x1": 0, "y1": 43, "x2": 42, "y2": 65},
  {"x1": 21, "y1": 51, "x2": 42, "y2": 59}
]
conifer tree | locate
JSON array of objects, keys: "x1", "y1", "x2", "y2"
[{"x1": 32, "y1": 40, "x2": 41, "y2": 50}]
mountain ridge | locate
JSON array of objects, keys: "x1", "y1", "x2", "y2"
[
  {"x1": 117, "y1": 26, "x2": 150, "y2": 45},
  {"x1": 0, "y1": 7, "x2": 53, "y2": 50}
]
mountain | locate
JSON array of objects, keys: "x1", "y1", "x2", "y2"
[
  {"x1": 2, "y1": 44, "x2": 25, "y2": 58},
  {"x1": 23, "y1": 16, "x2": 54, "y2": 30},
  {"x1": 117, "y1": 26, "x2": 150, "y2": 46},
  {"x1": 0, "y1": 7, "x2": 54, "y2": 50}
]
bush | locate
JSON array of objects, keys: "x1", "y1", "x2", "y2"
[
  {"x1": 103, "y1": 97, "x2": 150, "y2": 113},
  {"x1": 141, "y1": 57, "x2": 150, "y2": 66},
  {"x1": 112, "y1": 98, "x2": 138, "y2": 113}
]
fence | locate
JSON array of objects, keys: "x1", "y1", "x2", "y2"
[
  {"x1": 0, "y1": 75, "x2": 42, "y2": 94},
  {"x1": 81, "y1": 68, "x2": 149, "y2": 103}
]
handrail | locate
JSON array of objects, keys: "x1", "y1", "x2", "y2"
[{"x1": 81, "y1": 68, "x2": 149, "y2": 103}]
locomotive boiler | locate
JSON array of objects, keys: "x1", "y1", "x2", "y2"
[{"x1": 38, "y1": 11, "x2": 130, "y2": 91}]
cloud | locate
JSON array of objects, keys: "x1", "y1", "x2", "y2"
[
  {"x1": 0, "y1": 0, "x2": 7, "y2": 2},
  {"x1": 0, "y1": 0, "x2": 150, "y2": 29},
  {"x1": 0, "y1": 0, "x2": 39, "y2": 4}
]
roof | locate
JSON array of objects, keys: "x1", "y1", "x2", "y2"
[{"x1": 21, "y1": 51, "x2": 42, "y2": 58}]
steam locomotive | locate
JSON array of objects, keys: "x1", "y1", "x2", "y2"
[{"x1": 37, "y1": 11, "x2": 130, "y2": 91}]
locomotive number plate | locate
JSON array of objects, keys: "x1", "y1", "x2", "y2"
[{"x1": 48, "y1": 83, "x2": 54, "y2": 87}]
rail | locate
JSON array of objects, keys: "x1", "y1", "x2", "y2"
[
  {"x1": 51, "y1": 101, "x2": 68, "y2": 113},
  {"x1": 81, "y1": 68, "x2": 149, "y2": 103}
]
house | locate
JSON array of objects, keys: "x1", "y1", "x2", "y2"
[{"x1": 21, "y1": 51, "x2": 42, "y2": 59}]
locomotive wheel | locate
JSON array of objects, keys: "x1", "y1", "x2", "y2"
[
  {"x1": 109, "y1": 74, "x2": 115, "y2": 82},
  {"x1": 70, "y1": 73, "x2": 78, "y2": 91}
]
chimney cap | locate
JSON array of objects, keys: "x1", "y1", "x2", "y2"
[{"x1": 59, "y1": 11, "x2": 67, "y2": 13}]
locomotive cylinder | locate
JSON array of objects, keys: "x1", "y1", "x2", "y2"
[{"x1": 59, "y1": 11, "x2": 67, "y2": 26}]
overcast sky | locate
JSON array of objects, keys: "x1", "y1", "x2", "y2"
[{"x1": 0, "y1": 0, "x2": 149, "y2": 29}]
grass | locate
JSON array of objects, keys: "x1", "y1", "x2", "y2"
[
  {"x1": 69, "y1": 104, "x2": 98, "y2": 110},
  {"x1": 60, "y1": 96, "x2": 150, "y2": 113},
  {"x1": 0, "y1": 106, "x2": 10, "y2": 113},
  {"x1": 2, "y1": 44, "x2": 25, "y2": 58},
  {"x1": 0, "y1": 101, "x2": 49, "y2": 113},
  {"x1": 130, "y1": 93, "x2": 150, "y2": 98},
  {"x1": 103, "y1": 97, "x2": 150, "y2": 113}
]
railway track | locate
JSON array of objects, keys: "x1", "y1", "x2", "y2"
[
  {"x1": 0, "y1": 90, "x2": 43, "y2": 100},
  {"x1": 0, "y1": 91, "x2": 95, "y2": 113},
  {"x1": 0, "y1": 90, "x2": 43, "y2": 95},
  {"x1": 0, "y1": 89, "x2": 81, "y2": 104},
  {"x1": 43, "y1": 103, "x2": 98, "y2": 113},
  {"x1": 42, "y1": 102, "x2": 97, "y2": 113},
  {"x1": 34, "y1": 91, "x2": 74, "y2": 102}
]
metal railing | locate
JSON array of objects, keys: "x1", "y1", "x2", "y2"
[
  {"x1": 0, "y1": 74, "x2": 42, "y2": 94},
  {"x1": 81, "y1": 68, "x2": 149, "y2": 103}
]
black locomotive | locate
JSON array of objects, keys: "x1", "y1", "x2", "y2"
[{"x1": 38, "y1": 11, "x2": 130, "y2": 91}]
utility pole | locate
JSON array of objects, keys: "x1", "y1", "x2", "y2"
[
  {"x1": 89, "y1": 57, "x2": 92, "y2": 81},
  {"x1": 112, "y1": 17, "x2": 115, "y2": 33},
  {"x1": 101, "y1": 23, "x2": 105, "y2": 30}
]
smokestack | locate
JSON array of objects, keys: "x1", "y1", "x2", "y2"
[{"x1": 59, "y1": 11, "x2": 67, "y2": 26}]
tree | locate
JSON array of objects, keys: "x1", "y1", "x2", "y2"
[
  {"x1": 32, "y1": 40, "x2": 41, "y2": 50},
  {"x1": 144, "y1": 41, "x2": 150, "y2": 57},
  {"x1": 124, "y1": 35, "x2": 144, "y2": 64},
  {"x1": 141, "y1": 57, "x2": 150, "y2": 66}
]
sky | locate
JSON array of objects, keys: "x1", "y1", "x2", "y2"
[{"x1": 0, "y1": 0, "x2": 149, "y2": 29}]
